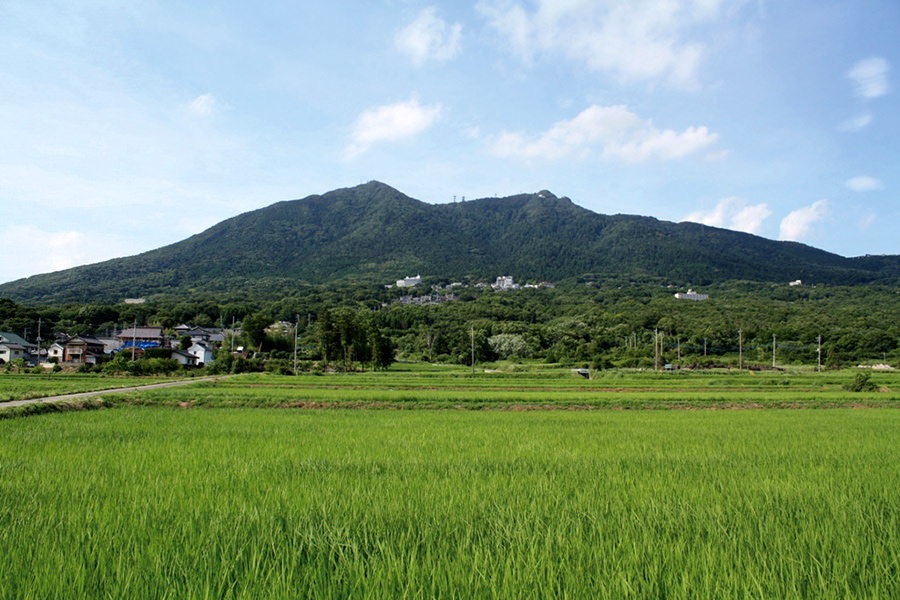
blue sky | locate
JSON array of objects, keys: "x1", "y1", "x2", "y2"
[{"x1": 1, "y1": 0, "x2": 897, "y2": 284}]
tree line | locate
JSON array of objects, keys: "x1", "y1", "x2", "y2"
[{"x1": 1, "y1": 279, "x2": 898, "y2": 370}]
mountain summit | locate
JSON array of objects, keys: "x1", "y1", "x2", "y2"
[{"x1": 1, "y1": 181, "x2": 897, "y2": 303}]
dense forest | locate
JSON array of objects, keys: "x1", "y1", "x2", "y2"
[{"x1": 2, "y1": 279, "x2": 898, "y2": 371}]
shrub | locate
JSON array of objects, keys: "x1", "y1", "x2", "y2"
[
  {"x1": 844, "y1": 372, "x2": 877, "y2": 392},
  {"x1": 265, "y1": 359, "x2": 294, "y2": 376}
]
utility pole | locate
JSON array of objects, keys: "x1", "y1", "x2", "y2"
[
  {"x1": 231, "y1": 316, "x2": 236, "y2": 353},
  {"x1": 293, "y1": 314, "x2": 299, "y2": 373},
  {"x1": 704, "y1": 337, "x2": 707, "y2": 356},
  {"x1": 738, "y1": 328, "x2": 743, "y2": 370},
  {"x1": 817, "y1": 335, "x2": 822, "y2": 372},
  {"x1": 36, "y1": 318, "x2": 42, "y2": 364},
  {"x1": 654, "y1": 328, "x2": 659, "y2": 372},
  {"x1": 131, "y1": 319, "x2": 137, "y2": 360},
  {"x1": 772, "y1": 334, "x2": 777, "y2": 368},
  {"x1": 471, "y1": 325, "x2": 476, "y2": 374}
]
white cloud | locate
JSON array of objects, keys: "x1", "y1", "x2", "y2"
[
  {"x1": 731, "y1": 203, "x2": 772, "y2": 234},
  {"x1": 608, "y1": 124, "x2": 718, "y2": 162},
  {"x1": 847, "y1": 57, "x2": 890, "y2": 100},
  {"x1": 488, "y1": 104, "x2": 718, "y2": 162},
  {"x1": 779, "y1": 200, "x2": 828, "y2": 242},
  {"x1": 188, "y1": 93, "x2": 218, "y2": 117},
  {"x1": 859, "y1": 213, "x2": 876, "y2": 230},
  {"x1": 395, "y1": 7, "x2": 462, "y2": 65},
  {"x1": 0, "y1": 225, "x2": 130, "y2": 282},
  {"x1": 683, "y1": 196, "x2": 770, "y2": 234},
  {"x1": 703, "y1": 148, "x2": 730, "y2": 161},
  {"x1": 845, "y1": 176, "x2": 883, "y2": 192},
  {"x1": 346, "y1": 98, "x2": 442, "y2": 158},
  {"x1": 477, "y1": 0, "x2": 734, "y2": 87},
  {"x1": 838, "y1": 112, "x2": 873, "y2": 132}
]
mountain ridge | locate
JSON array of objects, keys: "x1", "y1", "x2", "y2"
[{"x1": 1, "y1": 181, "x2": 897, "y2": 304}]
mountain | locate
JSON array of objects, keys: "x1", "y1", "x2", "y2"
[{"x1": 1, "y1": 181, "x2": 898, "y2": 304}]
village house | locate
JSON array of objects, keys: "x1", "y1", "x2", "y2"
[
  {"x1": 0, "y1": 332, "x2": 38, "y2": 365},
  {"x1": 117, "y1": 326, "x2": 167, "y2": 350},
  {"x1": 47, "y1": 341, "x2": 66, "y2": 362},
  {"x1": 170, "y1": 349, "x2": 199, "y2": 367},
  {"x1": 175, "y1": 324, "x2": 225, "y2": 344},
  {"x1": 188, "y1": 341, "x2": 215, "y2": 366},
  {"x1": 0, "y1": 332, "x2": 36, "y2": 351},
  {"x1": 62, "y1": 336, "x2": 107, "y2": 365},
  {"x1": 0, "y1": 343, "x2": 28, "y2": 364}
]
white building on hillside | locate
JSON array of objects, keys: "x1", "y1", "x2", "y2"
[
  {"x1": 396, "y1": 274, "x2": 422, "y2": 287},
  {"x1": 674, "y1": 289, "x2": 709, "y2": 301},
  {"x1": 493, "y1": 276, "x2": 518, "y2": 290}
]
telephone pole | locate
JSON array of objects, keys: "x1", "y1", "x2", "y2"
[
  {"x1": 293, "y1": 315, "x2": 299, "y2": 373},
  {"x1": 654, "y1": 328, "x2": 659, "y2": 372},
  {"x1": 470, "y1": 325, "x2": 475, "y2": 375},
  {"x1": 36, "y1": 318, "x2": 42, "y2": 364},
  {"x1": 738, "y1": 328, "x2": 743, "y2": 370},
  {"x1": 817, "y1": 335, "x2": 822, "y2": 372}
]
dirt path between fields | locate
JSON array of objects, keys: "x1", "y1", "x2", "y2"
[{"x1": 0, "y1": 376, "x2": 230, "y2": 409}]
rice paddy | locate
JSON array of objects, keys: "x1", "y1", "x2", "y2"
[{"x1": 1, "y1": 367, "x2": 899, "y2": 597}]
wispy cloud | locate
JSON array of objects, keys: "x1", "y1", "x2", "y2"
[
  {"x1": 488, "y1": 104, "x2": 718, "y2": 162},
  {"x1": 838, "y1": 113, "x2": 873, "y2": 132},
  {"x1": 683, "y1": 197, "x2": 771, "y2": 234},
  {"x1": 0, "y1": 224, "x2": 130, "y2": 282},
  {"x1": 779, "y1": 200, "x2": 828, "y2": 242},
  {"x1": 847, "y1": 57, "x2": 890, "y2": 100},
  {"x1": 395, "y1": 7, "x2": 462, "y2": 66},
  {"x1": 188, "y1": 93, "x2": 219, "y2": 117},
  {"x1": 477, "y1": 0, "x2": 734, "y2": 88},
  {"x1": 845, "y1": 176, "x2": 884, "y2": 192},
  {"x1": 346, "y1": 98, "x2": 442, "y2": 158}
]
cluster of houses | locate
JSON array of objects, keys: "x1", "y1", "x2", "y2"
[{"x1": 0, "y1": 325, "x2": 223, "y2": 368}]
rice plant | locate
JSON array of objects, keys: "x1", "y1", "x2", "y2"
[{"x1": 1, "y1": 408, "x2": 898, "y2": 598}]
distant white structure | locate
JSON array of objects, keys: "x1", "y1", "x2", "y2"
[
  {"x1": 674, "y1": 289, "x2": 709, "y2": 301},
  {"x1": 789, "y1": 279, "x2": 803, "y2": 286},
  {"x1": 396, "y1": 274, "x2": 422, "y2": 288},
  {"x1": 493, "y1": 276, "x2": 518, "y2": 290},
  {"x1": 124, "y1": 298, "x2": 146, "y2": 304}
]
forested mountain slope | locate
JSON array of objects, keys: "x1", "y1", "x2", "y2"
[{"x1": 1, "y1": 181, "x2": 897, "y2": 304}]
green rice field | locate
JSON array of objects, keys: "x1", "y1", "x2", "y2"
[
  {"x1": 5, "y1": 364, "x2": 898, "y2": 410},
  {"x1": 1, "y1": 367, "x2": 899, "y2": 597}
]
